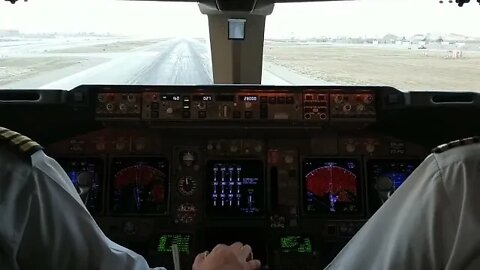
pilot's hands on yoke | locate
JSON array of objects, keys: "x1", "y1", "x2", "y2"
[{"x1": 192, "y1": 242, "x2": 261, "y2": 270}]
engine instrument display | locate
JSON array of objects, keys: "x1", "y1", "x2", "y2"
[
  {"x1": 157, "y1": 233, "x2": 192, "y2": 254},
  {"x1": 279, "y1": 235, "x2": 314, "y2": 254},
  {"x1": 206, "y1": 160, "x2": 265, "y2": 217},
  {"x1": 303, "y1": 158, "x2": 362, "y2": 215},
  {"x1": 56, "y1": 157, "x2": 104, "y2": 213},
  {"x1": 110, "y1": 157, "x2": 168, "y2": 214},
  {"x1": 367, "y1": 159, "x2": 420, "y2": 214}
]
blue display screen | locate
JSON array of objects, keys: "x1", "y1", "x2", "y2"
[
  {"x1": 382, "y1": 171, "x2": 412, "y2": 191},
  {"x1": 206, "y1": 160, "x2": 265, "y2": 217},
  {"x1": 367, "y1": 159, "x2": 421, "y2": 215},
  {"x1": 57, "y1": 158, "x2": 104, "y2": 213}
]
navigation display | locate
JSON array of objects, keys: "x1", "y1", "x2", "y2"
[
  {"x1": 206, "y1": 160, "x2": 265, "y2": 217},
  {"x1": 367, "y1": 159, "x2": 420, "y2": 215},
  {"x1": 157, "y1": 234, "x2": 192, "y2": 255},
  {"x1": 279, "y1": 235, "x2": 314, "y2": 254},
  {"x1": 110, "y1": 157, "x2": 169, "y2": 214},
  {"x1": 56, "y1": 157, "x2": 104, "y2": 213},
  {"x1": 303, "y1": 158, "x2": 362, "y2": 215}
]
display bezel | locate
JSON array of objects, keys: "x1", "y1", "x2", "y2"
[
  {"x1": 108, "y1": 156, "x2": 170, "y2": 216},
  {"x1": 55, "y1": 156, "x2": 106, "y2": 215},
  {"x1": 300, "y1": 156, "x2": 365, "y2": 218},
  {"x1": 365, "y1": 157, "x2": 422, "y2": 216},
  {"x1": 205, "y1": 159, "x2": 266, "y2": 219}
]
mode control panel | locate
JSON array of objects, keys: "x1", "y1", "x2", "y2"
[
  {"x1": 141, "y1": 92, "x2": 302, "y2": 121},
  {"x1": 98, "y1": 88, "x2": 378, "y2": 122}
]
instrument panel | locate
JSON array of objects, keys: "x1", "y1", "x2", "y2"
[{"x1": 46, "y1": 85, "x2": 425, "y2": 270}]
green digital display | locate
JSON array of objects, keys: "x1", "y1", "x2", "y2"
[
  {"x1": 280, "y1": 236, "x2": 313, "y2": 254},
  {"x1": 157, "y1": 234, "x2": 192, "y2": 254}
]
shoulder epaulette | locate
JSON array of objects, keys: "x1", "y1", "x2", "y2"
[
  {"x1": 0, "y1": 127, "x2": 43, "y2": 156},
  {"x1": 432, "y1": 136, "x2": 480, "y2": 154}
]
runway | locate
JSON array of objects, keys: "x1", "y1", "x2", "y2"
[{"x1": 0, "y1": 37, "x2": 327, "y2": 89}]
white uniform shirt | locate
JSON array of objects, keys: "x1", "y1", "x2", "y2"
[
  {"x1": 326, "y1": 140, "x2": 480, "y2": 270},
  {"x1": 0, "y1": 143, "x2": 165, "y2": 270}
]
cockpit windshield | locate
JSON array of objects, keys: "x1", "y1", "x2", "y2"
[
  {"x1": 0, "y1": 0, "x2": 212, "y2": 89},
  {"x1": 0, "y1": 0, "x2": 479, "y2": 90},
  {"x1": 264, "y1": 0, "x2": 480, "y2": 90}
]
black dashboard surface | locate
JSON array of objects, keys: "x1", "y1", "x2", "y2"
[{"x1": 1, "y1": 85, "x2": 479, "y2": 269}]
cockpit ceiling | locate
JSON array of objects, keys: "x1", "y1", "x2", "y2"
[
  {"x1": 125, "y1": 0, "x2": 346, "y2": 6},
  {"x1": 126, "y1": 0, "x2": 344, "y2": 3}
]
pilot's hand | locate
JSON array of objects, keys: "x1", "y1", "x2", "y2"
[{"x1": 192, "y1": 242, "x2": 261, "y2": 270}]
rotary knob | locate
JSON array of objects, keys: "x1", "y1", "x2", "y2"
[
  {"x1": 180, "y1": 151, "x2": 196, "y2": 167},
  {"x1": 197, "y1": 102, "x2": 206, "y2": 110},
  {"x1": 207, "y1": 144, "x2": 214, "y2": 151},
  {"x1": 343, "y1": 103, "x2": 352, "y2": 112},
  {"x1": 345, "y1": 142, "x2": 356, "y2": 153},
  {"x1": 365, "y1": 139, "x2": 377, "y2": 153},
  {"x1": 127, "y1": 94, "x2": 136, "y2": 103},
  {"x1": 366, "y1": 143, "x2": 376, "y2": 153},
  {"x1": 115, "y1": 141, "x2": 126, "y2": 151},
  {"x1": 95, "y1": 142, "x2": 105, "y2": 151},
  {"x1": 230, "y1": 145, "x2": 239, "y2": 153},
  {"x1": 284, "y1": 155, "x2": 294, "y2": 164},
  {"x1": 134, "y1": 138, "x2": 146, "y2": 151},
  {"x1": 334, "y1": 95, "x2": 344, "y2": 104},
  {"x1": 364, "y1": 95, "x2": 373, "y2": 104},
  {"x1": 356, "y1": 104, "x2": 365, "y2": 112}
]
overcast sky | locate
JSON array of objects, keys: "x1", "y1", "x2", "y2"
[{"x1": 0, "y1": 0, "x2": 479, "y2": 38}]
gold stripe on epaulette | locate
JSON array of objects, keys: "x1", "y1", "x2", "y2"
[
  {"x1": 0, "y1": 130, "x2": 19, "y2": 139},
  {"x1": 432, "y1": 136, "x2": 480, "y2": 153},
  {"x1": 11, "y1": 135, "x2": 31, "y2": 145},
  {"x1": 0, "y1": 127, "x2": 8, "y2": 133},
  {"x1": 19, "y1": 140, "x2": 40, "y2": 152}
]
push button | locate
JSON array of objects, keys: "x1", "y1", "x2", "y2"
[
  {"x1": 233, "y1": 111, "x2": 242, "y2": 119},
  {"x1": 182, "y1": 111, "x2": 191, "y2": 118}
]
